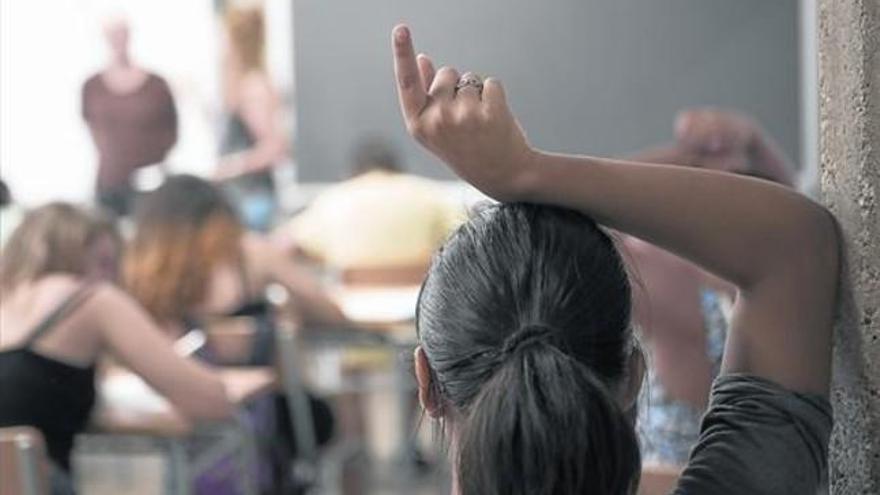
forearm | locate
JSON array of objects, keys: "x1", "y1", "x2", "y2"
[
  {"x1": 521, "y1": 150, "x2": 836, "y2": 290},
  {"x1": 625, "y1": 143, "x2": 697, "y2": 166},
  {"x1": 241, "y1": 139, "x2": 284, "y2": 173},
  {"x1": 221, "y1": 138, "x2": 287, "y2": 178}
]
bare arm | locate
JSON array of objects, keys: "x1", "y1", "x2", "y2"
[
  {"x1": 246, "y1": 235, "x2": 348, "y2": 326},
  {"x1": 218, "y1": 75, "x2": 288, "y2": 179},
  {"x1": 392, "y1": 25, "x2": 839, "y2": 395},
  {"x1": 626, "y1": 143, "x2": 698, "y2": 166},
  {"x1": 160, "y1": 77, "x2": 179, "y2": 155},
  {"x1": 89, "y1": 285, "x2": 233, "y2": 419}
]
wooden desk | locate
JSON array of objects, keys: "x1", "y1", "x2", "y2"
[
  {"x1": 81, "y1": 367, "x2": 276, "y2": 495},
  {"x1": 331, "y1": 285, "x2": 421, "y2": 337},
  {"x1": 94, "y1": 368, "x2": 276, "y2": 436}
]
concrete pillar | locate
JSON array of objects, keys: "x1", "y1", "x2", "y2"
[{"x1": 817, "y1": 0, "x2": 880, "y2": 493}]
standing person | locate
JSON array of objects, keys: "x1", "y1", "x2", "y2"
[
  {"x1": 393, "y1": 25, "x2": 838, "y2": 495},
  {"x1": 216, "y1": 6, "x2": 289, "y2": 232},
  {"x1": 82, "y1": 17, "x2": 178, "y2": 217}
]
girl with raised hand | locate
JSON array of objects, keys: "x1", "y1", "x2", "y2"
[{"x1": 392, "y1": 25, "x2": 839, "y2": 495}]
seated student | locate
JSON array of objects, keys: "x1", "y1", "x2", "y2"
[
  {"x1": 623, "y1": 108, "x2": 797, "y2": 467},
  {"x1": 125, "y1": 174, "x2": 348, "y2": 358},
  {"x1": 124, "y1": 175, "x2": 343, "y2": 492},
  {"x1": 0, "y1": 203, "x2": 233, "y2": 494},
  {"x1": 393, "y1": 26, "x2": 837, "y2": 495},
  {"x1": 275, "y1": 137, "x2": 463, "y2": 275}
]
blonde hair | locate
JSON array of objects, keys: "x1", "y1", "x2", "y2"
[
  {"x1": 225, "y1": 7, "x2": 266, "y2": 72},
  {"x1": 0, "y1": 203, "x2": 120, "y2": 289}
]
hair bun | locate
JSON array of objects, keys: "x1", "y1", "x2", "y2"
[{"x1": 501, "y1": 323, "x2": 559, "y2": 356}]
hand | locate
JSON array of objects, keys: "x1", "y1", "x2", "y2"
[
  {"x1": 674, "y1": 108, "x2": 757, "y2": 157},
  {"x1": 392, "y1": 25, "x2": 534, "y2": 202}
]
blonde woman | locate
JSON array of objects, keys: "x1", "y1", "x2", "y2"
[
  {"x1": 216, "y1": 6, "x2": 289, "y2": 231},
  {"x1": 0, "y1": 203, "x2": 232, "y2": 494}
]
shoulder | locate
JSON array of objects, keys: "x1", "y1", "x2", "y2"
[
  {"x1": 82, "y1": 74, "x2": 104, "y2": 97},
  {"x1": 146, "y1": 72, "x2": 169, "y2": 86},
  {"x1": 146, "y1": 73, "x2": 174, "y2": 94},
  {"x1": 36, "y1": 273, "x2": 82, "y2": 290},
  {"x1": 23, "y1": 277, "x2": 120, "y2": 327},
  {"x1": 242, "y1": 233, "x2": 285, "y2": 283},
  {"x1": 676, "y1": 374, "x2": 831, "y2": 494},
  {"x1": 83, "y1": 73, "x2": 102, "y2": 89},
  {"x1": 242, "y1": 233, "x2": 286, "y2": 266},
  {"x1": 78, "y1": 282, "x2": 135, "y2": 314}
]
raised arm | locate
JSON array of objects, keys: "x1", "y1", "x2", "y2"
[
  {"x1": 392, "y1": 25, "x2": 839, "y2": 395},
  {"x1": 88, "y1": 285, "x2": 233, "y2": 419}
]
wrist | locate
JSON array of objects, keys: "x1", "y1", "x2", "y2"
[{"x1": 510, "y1": 147, "x2": 544, "y2": 202}]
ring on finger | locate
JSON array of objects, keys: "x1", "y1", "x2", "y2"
[{"x1": 455, "y1": 73, "x2": 484, "y2": 94}]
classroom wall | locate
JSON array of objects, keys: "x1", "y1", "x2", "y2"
[{"x1": 293, "y1": 0, "x2": 801, "y2": 181}]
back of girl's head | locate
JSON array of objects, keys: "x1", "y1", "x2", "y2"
[
  {"x1": 125, "y1": 175, "x2": 242, "y2": 322},
  {"x1": 0, "y1": 203, "x2": 120, "y2": 289},
  {"x1": 417, "y1": 203, "x2": 640, "y2": 495}
]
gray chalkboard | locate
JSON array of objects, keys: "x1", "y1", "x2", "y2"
[{"x1": 293, "y1": 0, "x2": 799, "y2": 181}]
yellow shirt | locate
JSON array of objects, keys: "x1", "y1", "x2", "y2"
[{"x1": 287, "y1": 171, "x2": 464, "y2": 269}]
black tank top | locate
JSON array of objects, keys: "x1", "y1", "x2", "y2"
[
  {"x1": 0, "y1": 284, "x2": 97, "y2": 471},
  {"x1": 185, "y1": 259, "x2": 275, "y2": 366}
]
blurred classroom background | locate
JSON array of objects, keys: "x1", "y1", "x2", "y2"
[{"x1": 0, "y1": 0, "x2": 816, "y2": 494}]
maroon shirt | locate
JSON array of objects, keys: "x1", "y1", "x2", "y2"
[{"x1": 82, "y1": 73, "x2": 177, "y2": 191}]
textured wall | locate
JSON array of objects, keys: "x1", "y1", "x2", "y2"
[{"x1": 817, "y1": 0, "x2": 880, "y2": 493}]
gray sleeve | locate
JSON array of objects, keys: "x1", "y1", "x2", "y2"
[{"x1": 674, "y1": 374, "x2": 832, "y2": 495}]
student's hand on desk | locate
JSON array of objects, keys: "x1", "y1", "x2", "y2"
[{"x1": 392, "y1": 24, "x2": 534, "y2": 202}]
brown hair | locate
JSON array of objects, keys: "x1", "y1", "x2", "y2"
[
  {"x1": 0, "y1": 203, "x2": 121, "y2": 289},
  {"x1": 225, "y1": 7, "x2": 265, "y2": 73},
  {"x1": 124, "y1": 175, "x2": 243, "y2": 323}
]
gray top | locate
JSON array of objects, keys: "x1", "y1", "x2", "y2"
[{"x1": 675, "y1": 374, "x2": 832, "y2": 495}]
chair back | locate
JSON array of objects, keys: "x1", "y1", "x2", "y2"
[
  {"x1": 0, "y1": 426, "x2": 50, "y2": 495},
  {"x1": 340, "y1": 263, "x2": 428, "y2": 286}
]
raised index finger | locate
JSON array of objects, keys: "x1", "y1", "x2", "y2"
[{"x1": 392, "y1": 25, "x2": 427, "y2": 122}]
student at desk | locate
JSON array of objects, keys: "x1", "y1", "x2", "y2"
[
  {"x1": 125, "y1": 174, "x2": 348, "y2": 361},
  {"x1": 275, "y1": 137, "x2": 463, "y2": 276},
  {"x1": 0, "y1": 203, "x2": 233, "y2": 495},
  {"x1": 124, "y1": 175, "x2": 342, "y2": 492}
]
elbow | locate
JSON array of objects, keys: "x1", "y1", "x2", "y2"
[
  {"x1": 270, "y1": 136, "x2": 289, "y2": 163},
  {"x1": 794, "y1": 202, "x2": 840, "y2": 275},
  {"x1": 736, "y1": 198, "x2": 841, "y2": 292},
  {"x1": 763, "y1": 200, "x2": 841, "y2": 288}
]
